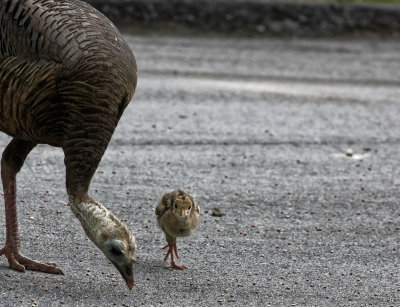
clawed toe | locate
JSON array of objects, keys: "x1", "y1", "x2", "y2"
[
  {"x1": 8, "y1": 253, "x2": 26, "y2": 272},
  {"x1": 165, "y1": 263, "x2": 188, "y2": 270},
  {"x1": 16, "y1": 255, "x2": 64, "y2": 274}
]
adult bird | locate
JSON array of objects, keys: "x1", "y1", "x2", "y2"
[{"x1": 0, "y1": 0, "x2": 137, "y2": 290}]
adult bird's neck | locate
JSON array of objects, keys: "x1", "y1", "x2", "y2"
[{"x1": 69, "y1": 198, "x2": 113, "y2": 245}]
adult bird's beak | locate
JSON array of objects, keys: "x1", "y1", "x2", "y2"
[
  {"x1": 125, "y1": 276, "x2": 135, "y2": 291},
  {"x1": 121, "y1": 265, "x2": 135, "y2": 291},
  {"x1": 113, "y1": 261, "x2": 135, "y2": 291}
]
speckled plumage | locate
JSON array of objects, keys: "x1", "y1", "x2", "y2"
[
  {"x1": 0, "y1": 0, "x2": 137, "y2": 290},
  {"x1": 156, "y1": 190, "x2": 200, "y2": 269},
  {"x1": 70, "y1": 198, "x2": 135, "y2": 249}
]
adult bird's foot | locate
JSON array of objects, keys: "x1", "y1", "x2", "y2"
[
  {"x1": 165, "y1": 262, "x2": 188, "y2": 270},
  {"x1": 0, "y1": 247, "x2": 64, "y2": 274}
]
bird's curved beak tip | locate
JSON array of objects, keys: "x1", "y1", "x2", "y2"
[{"x1": 126, "y1": 277, "x2": 135, "y2": 291}]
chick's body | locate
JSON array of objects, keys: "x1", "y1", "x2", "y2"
[
  {"x1": 157, "y1": 206, "x2": 198, "y2": 239},
  {"x1": 156, "y1": 190, "x2": 200, "y2": 269}
]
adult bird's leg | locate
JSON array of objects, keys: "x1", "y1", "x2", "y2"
[
  {"x1": 0, "y1": 138, "x2": 63, "y2": 274},
  {"x1": 161, "y1": 239, "x2": 187, "y2": 270}
]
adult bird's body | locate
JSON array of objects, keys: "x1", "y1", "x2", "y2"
[{"x1": 0, "y1": 0, "x2": 137, "y2": 289}]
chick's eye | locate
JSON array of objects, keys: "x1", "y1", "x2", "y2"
[
  {"x1": 111, "y1": 246, "x2": 123, "y2": 256},
  {"x1": 188, "y1": 206, "x2": 191, "y2": 210},
  {"x1": 174, "y1": 204, "x2": 178, "y2": 209}
]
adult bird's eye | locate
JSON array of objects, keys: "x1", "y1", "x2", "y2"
[{"x1": 111, "y1": 246, "x2": 123, "y2": 256}]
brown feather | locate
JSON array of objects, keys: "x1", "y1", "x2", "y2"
[{"x1": 0, "y1": 0, "x2": 137, "y2": 197}]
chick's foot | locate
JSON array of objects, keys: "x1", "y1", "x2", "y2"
[{"x1": 161, "y1": 240, "x2": 188, "y2": 270}]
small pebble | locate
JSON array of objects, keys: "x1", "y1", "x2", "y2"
[{"x1": 212, "y1": 208, "x2": 225, "y2": 217}]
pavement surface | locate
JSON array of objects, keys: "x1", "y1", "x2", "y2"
[
  {"x1": 85, "y1": 0, "x2": 400, "y2": 37},
  {"x1": 1, "y1": 33, "x2": 400, "y2": 306}
]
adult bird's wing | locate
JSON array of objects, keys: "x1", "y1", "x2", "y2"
[{"x1": 0, "y1": 57, "x2": 62, "y2": 140}]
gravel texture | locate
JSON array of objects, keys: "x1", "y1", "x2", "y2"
[{"x1": 0, "y1": 33, "x2": 400, "y2": 306}]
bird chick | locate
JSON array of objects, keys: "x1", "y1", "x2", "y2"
[{"x1": 155, "y1": 190, "x2": 200, "y2": 270}]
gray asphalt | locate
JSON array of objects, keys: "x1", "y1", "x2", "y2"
[
  {"x1": 0, "y1": 34, "x2": 400, "y2": 306},
  {"x1": 86, "y1": 0, "x2": 400, "y2": 37}
]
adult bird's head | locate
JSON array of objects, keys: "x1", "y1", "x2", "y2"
[
  {"x1": 101, "y1": 229, "x2": 136, "y2": 290},
  {"x1": 70, "y1": 198, "x2": 137, "y2": 290}
]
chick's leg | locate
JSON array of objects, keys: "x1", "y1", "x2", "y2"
[
  {"x1": 161, "y1": 238, "x2": 187, "y2": 270},
  {"x1": 0, "y1": 139, "x2": 63, "y2": 274}
]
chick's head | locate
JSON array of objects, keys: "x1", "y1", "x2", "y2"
[{"x1": 173, "y1": 197, "x2": 193, "y2": 217}]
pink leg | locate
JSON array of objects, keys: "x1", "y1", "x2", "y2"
[
  {"x1": 0, "y1": 139, "x2": 63, "y2": 275},
  {"x1": 161, "y1": 239, "x2": 187, "y2": 270}
]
